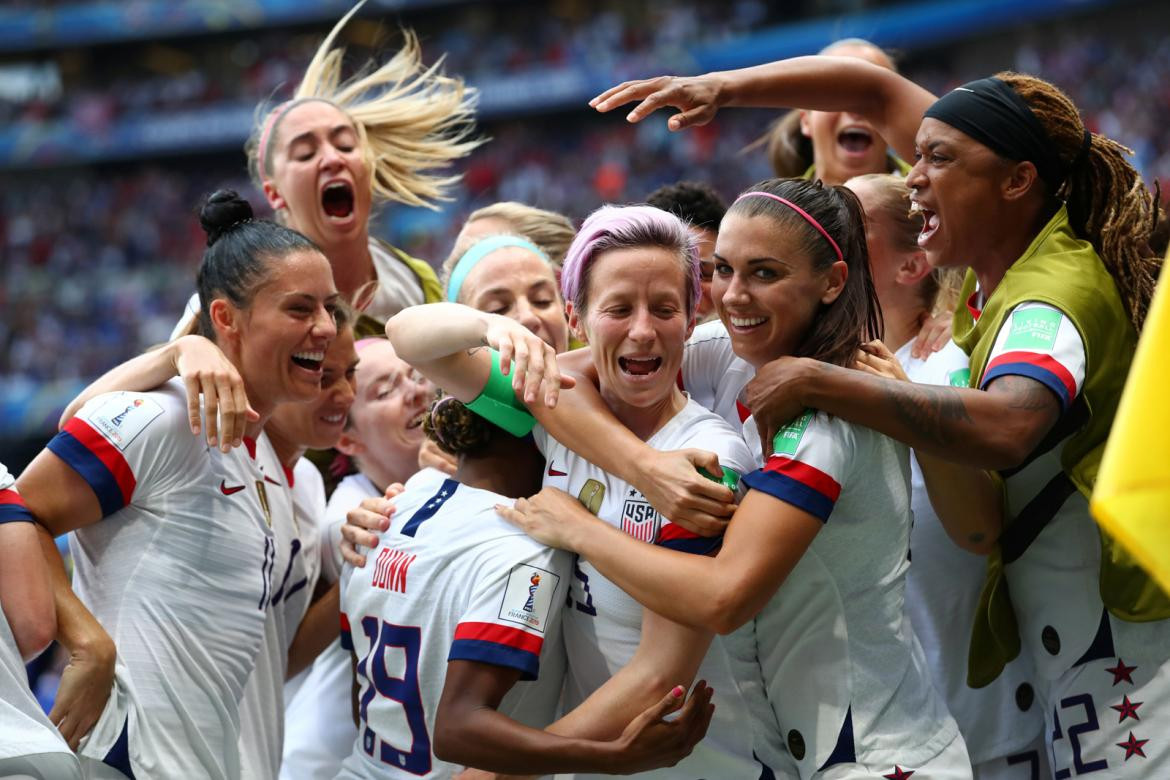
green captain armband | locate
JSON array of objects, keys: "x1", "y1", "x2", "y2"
[
  {"x1": 465, "y1": 348, "x2": 537, "y2": 437},
  {"x1": 698, "y1": 465, "x2": 740, "y2": 493}
]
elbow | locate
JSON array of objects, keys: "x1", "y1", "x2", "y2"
[
  {"x1": 13, "y1": 610, "x2": 56, "y2": 661},
  {"x1": 974, "y1": 425, "x2": 1038, "y2": 471},
  {"x1": 431, "y1": 715, "x2": 471, "y2": 765},
  {"x1": 955, "y1": 534, "x2": 999, "y2": 557},
  {"x1": 705, "y1": 584, "x2": 757, "y2": 636}
]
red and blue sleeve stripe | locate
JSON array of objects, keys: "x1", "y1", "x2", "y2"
[
  {"x1": 449, "y1": 621, "x2": 543, "y2": 680},
  {"x1": 340, "y1": 612, "x2": 353, "y2": 651},
  {"x1": 981, "y1": 351, "x2": 1076, "y2": 411},
  {"x1": 657, "y1": 522, "x2": 722, "y2": 555},
  {"x1": 742, "y1": 456, "x2": 841, "y2": 523},
  {"x1": 0, "y1": 488, "x2": 34, "y2": 525},
  {"x1": 47, "y1": 418, "x2": 136, "y2": 518}
]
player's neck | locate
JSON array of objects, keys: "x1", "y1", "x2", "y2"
[
  {"x1": 455, "y1": 441, "x2": 544, "y2": 498},
  {"x1": 884, "y1": 300, "x2": 929, "y2": 355},
  {"x1": 327, "y1": 235, "x2": 376, "y2": 304}
]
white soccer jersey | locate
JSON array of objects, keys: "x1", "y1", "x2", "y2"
[
  {"x1": 680, "y1": 320, "x2": 755, "y2": 429},
  {"x1": 47, "y1": 380, "x2": 280, "y2": 779},
  {"x1": 0, "y1": 467, "x2": 82, "y2": 778},
  {"x1": 282, "y1": 469, "x2": 447, "y2": 780},
  {"x1": 281, "y1": 459, "x2": 328, "y2": 707},
  {"x1": 337, "y1": 469, "x2": 571, "y2": 780},
  {"x1": 738, "y1": 410, "x2": 965, "y2": 778},
  {"x1": 896, "y1": 340, "x2": 1045, "y2": 765},
  {"x1": 535, "y1": 399, "x2": 764, "y2": 780},
  {"x1": 239, "y1": 457, "x2": 317, "y2": 780}
]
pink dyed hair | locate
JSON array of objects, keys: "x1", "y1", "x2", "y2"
[{"x1": 560, "y1": 204, "x2": 701, "y2": 318}]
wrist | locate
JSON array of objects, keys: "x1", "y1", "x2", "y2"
[
  {"x1": 791, "y1": 357, "x2": 823, "y2": 407},
  {"x1": 711, "y1": 70, "x2": 735, "y2": 108}
]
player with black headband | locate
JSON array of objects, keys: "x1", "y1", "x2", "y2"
[{"x1": 592, "y1": 62, "x2": 1166, "y2": 773}]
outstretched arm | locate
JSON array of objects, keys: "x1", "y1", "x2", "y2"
[
  {"x1": 592, "y1": 56, "x2": 935, "y2": 163},
  {"x1": 500, "y1": 487, "x2": 820, "y2": 635},
  {"x1": 745, "y1": 357, "x2": 1062, "y2": 471}
]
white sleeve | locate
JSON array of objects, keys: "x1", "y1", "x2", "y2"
[
  {"x1": 681, "y1": 321, "x2": 737, "y2": 410},
  {"x1": 980, "y1": 301, "x2": 1087, "y2": 411}
]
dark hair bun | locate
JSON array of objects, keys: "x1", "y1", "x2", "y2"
[
  {"x1": 200, "y1": 190, "x2": 254, "y2": 246},
  {"x1": 423, "y1": 395, "x2": 493, "y2": 456}
]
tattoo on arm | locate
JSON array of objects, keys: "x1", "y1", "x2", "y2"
[
  {"x1": 884, "y1": 382, "x2": 974, "y2": 448},
  {"x1": 989, "y1": 375, "x2": 1061, "y2": 413}
]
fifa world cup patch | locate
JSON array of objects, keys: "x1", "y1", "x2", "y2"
[
  {"x1": 88, "y1": 394, "x2": 165, "y2": 451},
  {"x1": 1005, "y1": 307, "x2": 1062, "y2": 351},
  {"x1": 499, "y1": 564, "x2": 560, "y2": 632},
  {"x1": 772, "y1": 409, "x2": 814, "y2": 457}
]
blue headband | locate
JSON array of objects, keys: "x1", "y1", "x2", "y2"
[{"x1": 446, "y1": 235, "x2": 550, "y2": 303}]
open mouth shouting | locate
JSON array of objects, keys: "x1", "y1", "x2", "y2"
[
  {"x1": 910, "y1": 197, "x2": 940, "y2": 248},
  {"x1": 837, "y1": 125, "x2": 874, "y2": 157},
  {"x1": 321, "y1": 181, "x2": 355, "y2": 221},
  {"x1": 292, "y1": 350, "x2": 325, "y2": 375},
  {"x1": 618, "y1": 355, "x2": 663, "y2": 380}
]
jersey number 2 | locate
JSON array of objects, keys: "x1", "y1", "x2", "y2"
[{"x1": 358, "y1": 617, "x2": 432, "y2": 775}]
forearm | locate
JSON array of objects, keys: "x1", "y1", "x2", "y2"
[
  {"x1": 286, "y1": 582, "x2": 339, "y2": 679},
  {"x1": 60, "y1": 342, "x2": 177, "y2": 427},
  {"x1": 795, "y1": 362, "x2": 1041, "y2": 470},
  {"x1": 435, "y1": 707, "x2": 614, "y2": 775},
  {"x1": 385, "y1": 303, "x2": 488, "y2": 364},
  {"x1": 0, "y1": 524, "x2": 56, "y2": 659},
  {"x1": 915, "y1": 451, "x2": 1003, "y2": 554},
  {"x1": 714, "y1": 56, "x2": 933, "y2": 161},
  {"x1": 37, "y1": 526, "x2": 114, "y2": 661}
]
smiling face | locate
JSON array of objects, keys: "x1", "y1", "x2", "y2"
[
  {"x1": 227, "y1": 249, "x2": 340, "y2": 410},
  {"x1": 342, "y1": 340, "x2": 434, "y2": 486},
  {"x1": 266, "y1": 327, "x2": 358, "y2": 452},
  {"x1": 907, "y1": 117, "x2": 1016, "y2": 270},
  {"x1": 570, "y1": 245, "x2": 693, "y2": 415},
  {"x1": 800, "y1": 43, "x2": 896, "y2": 185},
  {"x1": 458, "y1": 247, "x2": 569, "y2": 353},
  {"x1": 713, "y1": 213, "x2": 845, "y2": 369},
  {"x1": 263, "y1": 100, "x2": 373, "y2": 251}
]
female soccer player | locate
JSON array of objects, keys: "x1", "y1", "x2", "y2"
[
  {"x1": 18, "y1": 190, "x2": 337, "y2": 779},
  {"x1": 0, "y1": 463, "x2": 82, "y2": 779},
  {"x1": 246, "y1": 2, "x2": 480, "y2": 320},
  {"x1": 848, "y1": 173, "x2": 1047, "y2": 778},
  {"x1": 337, "y1": 393, "x2": 713, "y2": 779},
  {"x1": 596, "y1": 55, "x2": 1169, "y2": 773},
  {"x1": 499, "y1": 179, "x2": 971, "y2": 779},
  {"x1": 382, "y1": 205, "x2": 770, "y2": 779}
]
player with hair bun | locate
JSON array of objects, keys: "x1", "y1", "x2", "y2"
[
  {"x1": 336, "y1": 392, "x2": 714, "y2": 779},
  {"x1": 18, "y1": 190, "x2": 337, "y2": 779}
]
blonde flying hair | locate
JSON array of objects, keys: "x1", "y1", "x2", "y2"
[{"x1": 246, "y1": 0, "x2": 483, "y2": 210}]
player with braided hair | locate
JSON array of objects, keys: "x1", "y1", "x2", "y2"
[
  {"x1": 594, "y1": 55, "x2": 1169, "y2": 773},
  {"x1": 336, "y1": 392, "x2": 714, "y2": 779}
]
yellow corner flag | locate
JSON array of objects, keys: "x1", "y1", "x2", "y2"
[{"x1": 1091, "y1": 255, "x2": 1170, "y2": 595}]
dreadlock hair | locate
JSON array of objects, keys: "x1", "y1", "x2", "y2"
[
  {"x1": 423, "y1": 394, "x2": 496, "y2": 457},
  {"x1": 727, "y1": 178, "x2": 882, "y2": 368},
  {"x1": 996, "y1": 72, "x2": 1161, "y2": 330},
  {"x1": 246, "y1": 0, "x2": 483, "y2": 211}
]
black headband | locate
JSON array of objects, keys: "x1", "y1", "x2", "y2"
[{"x1": 924, "y1": 77, "x2": 1066, "y2": 191}]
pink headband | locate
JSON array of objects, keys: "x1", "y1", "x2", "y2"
[
  {"x1": 256, "y1": 100, "x2": 298, "y2": 183},
  {"x1": 354, "y1": 337, "x2": 385, "y2": 352},
  {"x1": 734, "y1": 191, "x2": 844, "y2": 263}
]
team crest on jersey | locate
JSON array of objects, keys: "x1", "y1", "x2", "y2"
[
  {"x1": 89, "y1": 395, "x2": 164, "y2": 451},
  {"x1": 621, "y1": 488, "x2": 661, "y2": 543},
  {"x1": 500, "y1": 564, "x2": 560, "y2": 632},
  {"x1": 577, "y1": 479, "x2": 606, "y2": 516}
]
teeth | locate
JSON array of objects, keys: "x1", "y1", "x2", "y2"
[
  {"x1": 730, "y1": 316, "x2": 766, "y2": 327},
  {"x1": 293, "y1": 351, "x2": 325, "y2": 361},
  {"x1": 909, "y1": 201, "x2": 923, "y2": 214},
  {"x1": 321, "y1": 413, "x2": 344, "y2": 423}
]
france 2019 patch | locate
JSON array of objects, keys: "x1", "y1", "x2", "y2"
[
  {"x1": 88, "y1": 394, "x2": 164, "y2": 451},
  {"x1": 499, "y1": 564, "x2": 560, "y2": 633},
  {"x1": 1005, "y1": 307, "x2": 1062, "y2": 351}
]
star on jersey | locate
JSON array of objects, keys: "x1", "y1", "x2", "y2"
[
  {"x1": 1106, "y1": 658, "x2": 1138, "y2": 686},
  {"x1": 883, "y1": 766, "x2": 915, "y2": 780},
  {"x1": 1111, "y1": 695, "x2": 1143, "y2": 723},
  {"x1": 1116, "y1": 731, "x2": 1148, "y2": 760}
]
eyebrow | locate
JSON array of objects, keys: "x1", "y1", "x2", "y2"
[{"x1": 712, "y1": 252, "x2": 785, "y2": 265}]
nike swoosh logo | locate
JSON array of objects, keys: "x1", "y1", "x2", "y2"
[
  {"x1": 264, "y1": 475, "x2": 282, "y2": 486},
  {"x1": 220, "y1": 480, "x2": 246, "y2": 495},
  {"x1": 547, "y1": 463, "x2": 567, "y2": 477}
]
